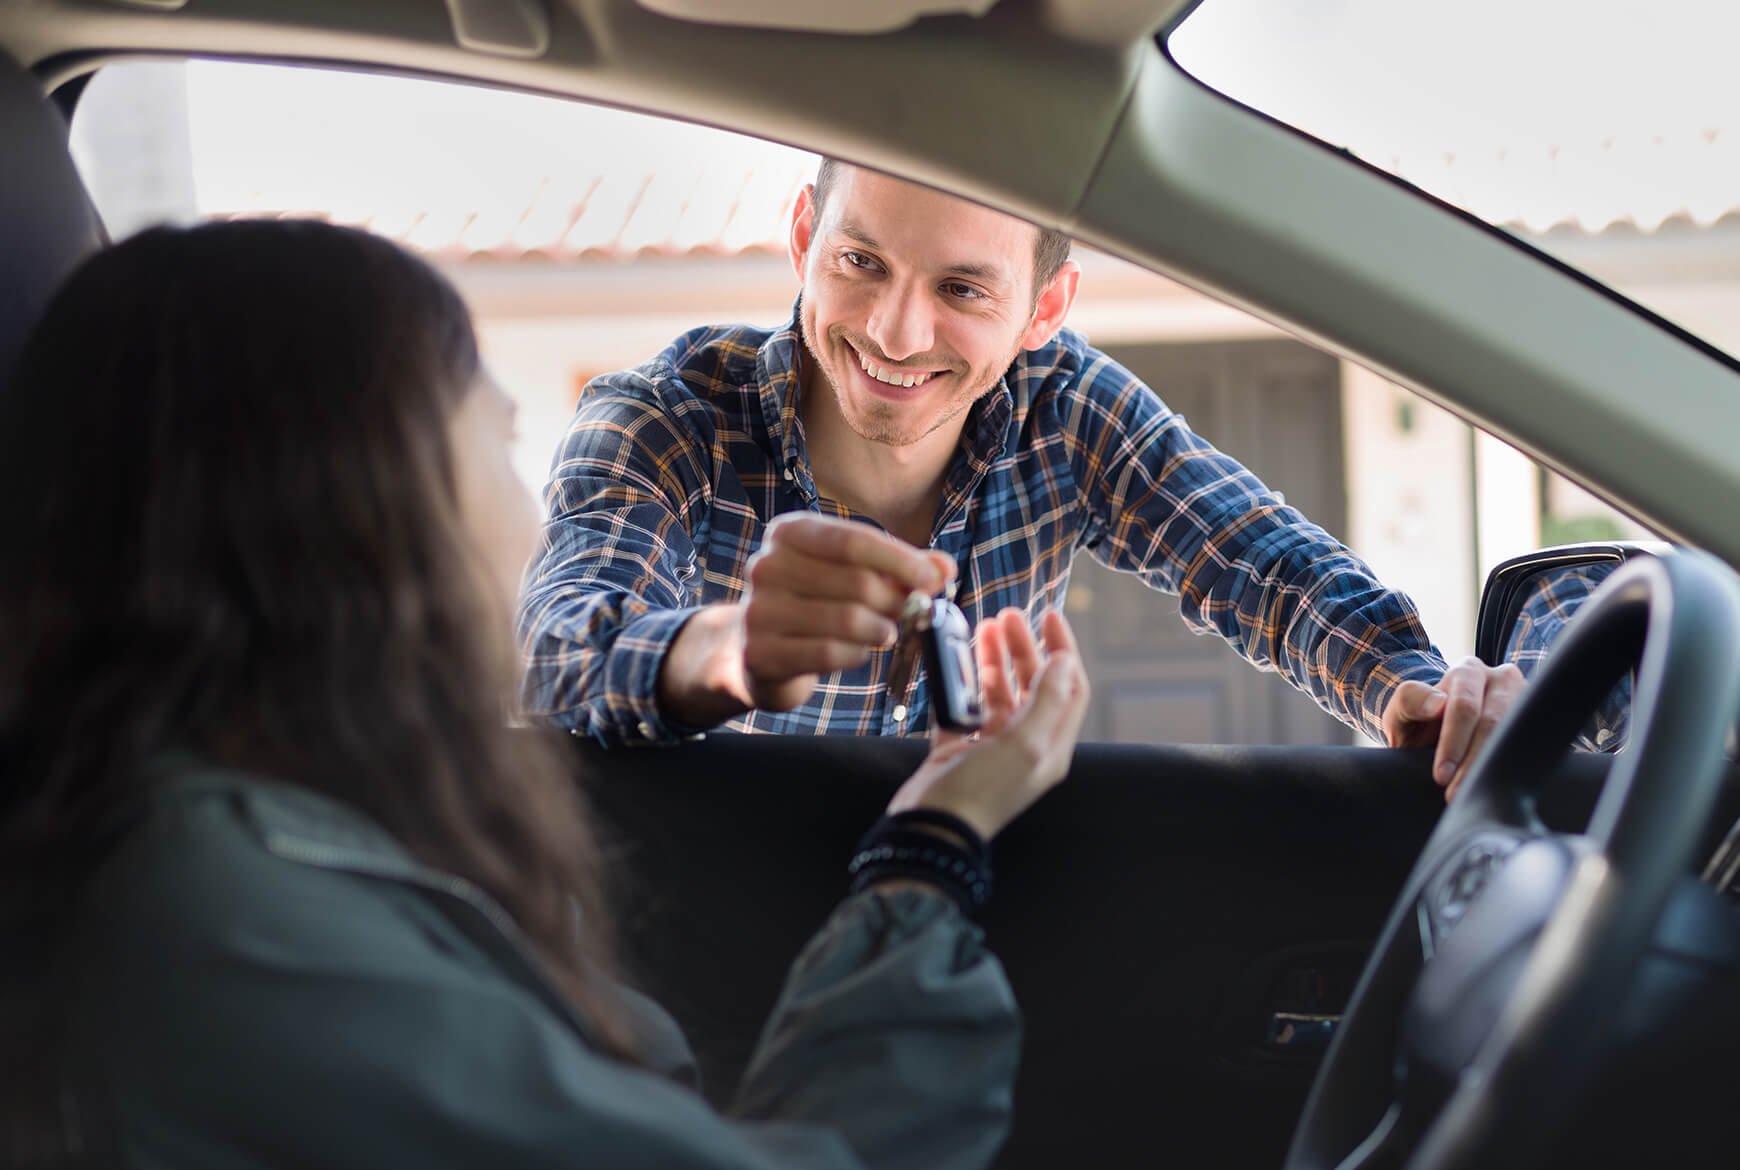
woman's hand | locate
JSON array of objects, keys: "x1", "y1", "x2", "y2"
[{"x1": 886, "y1": 608, "x2": 1089, "y2": 843}]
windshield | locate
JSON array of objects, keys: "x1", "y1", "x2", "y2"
[{"x1": 1169, "y1": 0, "x2": 1740, "y2": 361}]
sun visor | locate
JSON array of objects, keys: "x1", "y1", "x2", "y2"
[{"x1": 631, "y1": 0, "x2": 999, "y2": 34}]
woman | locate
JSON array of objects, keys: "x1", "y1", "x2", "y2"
[{"x1": 0, "y1": 220, "x2": 1088, "y2": 1169}]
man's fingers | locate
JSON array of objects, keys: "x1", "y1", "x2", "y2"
[
  {"x1": 924, "y1": 550, "x2": 957, "y2": 593},
  {"x1": 764, "y1": 513, "x2": 950, "y2": 594},
  {"x1": 1431, "y1": 659, "x2": 1491, "y2": 787},
  {"x1": 744, "y1": 595, "x2": 897, "y2": 648},
  {"x1": 745, "y1": 633, "x2": 875, "y2": 679},
  {"x1": 1444, "y1": 662, "x2": 1526, "y2": 801},
  {"x1": 747, "y1": 547, "x2": 910, "y2": 616},
  {"x1": 1382, "y1": 679, "x2": 1447, "y2": 749}
]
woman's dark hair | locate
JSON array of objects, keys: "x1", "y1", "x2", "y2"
[{"x1": 0, "y1": 220, "x2": 634, "y2": 1105}]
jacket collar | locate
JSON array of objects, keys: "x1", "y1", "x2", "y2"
[{"x1": 139, "y1": 759, "x2": 420, "y2": 875}]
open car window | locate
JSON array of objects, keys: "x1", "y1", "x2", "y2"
[
  {"x1": 1170, "y1": 0, "x2": 1740, "y2": 365},
  {"x1": 67, "y1": 56, "x2": 1652, "y2": 748}
]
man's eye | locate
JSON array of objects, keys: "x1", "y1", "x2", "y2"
[
  {"x1": 944, "y1": 282, "x2": 983, "y2": 300},
  {"x1": 843, "y1": 251, "x2": 879, "y2": 270}
]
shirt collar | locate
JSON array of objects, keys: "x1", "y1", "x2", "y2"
[{"x1": 753, "y1": 304, "x2": 811, "y2": 491}]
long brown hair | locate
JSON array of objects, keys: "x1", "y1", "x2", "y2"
[{"x1": 0, "y1": 221, "x2": 633, "y2": 1072}]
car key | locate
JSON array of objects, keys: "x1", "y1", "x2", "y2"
[{"x1": 886, "y1": 589, "x2": 984, "y2": 732}]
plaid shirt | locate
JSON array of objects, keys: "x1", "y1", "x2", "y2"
[
  {"x1": 518, "y1": 307, "x2": 1447, "y2": 746},
  {"x1": 1502, "y1": 562, "x2": 1630, "y2": 751}
]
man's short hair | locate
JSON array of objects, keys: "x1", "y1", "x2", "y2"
[{"x1": 811, "y1": 157, "x2": 1073, "y2": 295}]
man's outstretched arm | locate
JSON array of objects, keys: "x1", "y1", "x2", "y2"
[
  {"x1": 520, "y1": 380, "x2": 952, "y2": 741},
  {"x1": 1058, "y1": 347, "x2": 1522, "y2": 799}
]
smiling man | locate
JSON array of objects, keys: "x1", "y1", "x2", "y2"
[{"x1": 519, "y1": 160, "x2": 1520, "y2": 798}]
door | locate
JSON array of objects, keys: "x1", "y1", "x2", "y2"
[{"x1": 575, "y1": 735, "x2": 1686, "y2": 1169}]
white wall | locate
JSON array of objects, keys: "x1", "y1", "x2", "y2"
[{"x1": 1340, "y1": 364, "x2": 1479, "y2": 662}]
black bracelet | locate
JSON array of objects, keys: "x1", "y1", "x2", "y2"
[{"x1": 847, "y1": 812, "x2": 994, "y2": 915}]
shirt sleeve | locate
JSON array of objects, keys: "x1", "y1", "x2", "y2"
[
  {"x1": 1056, "y1": 345, "x2": 1446, "y2": 740},
  {"x1": 517, "y1": 368, "x2": 717, "y2": 746}
]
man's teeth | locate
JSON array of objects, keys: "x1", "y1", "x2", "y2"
[{"x1": 858, "y1": 351, "x2": 933, "y2": 389}]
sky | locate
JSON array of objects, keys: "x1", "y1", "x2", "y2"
[{"x1": 1171, "y1": 0, "x2": 1740, "y2": 232}]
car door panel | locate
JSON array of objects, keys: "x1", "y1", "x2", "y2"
[{"x1": 573, "y1": 735, "x2": 1738, "y2": 1167}]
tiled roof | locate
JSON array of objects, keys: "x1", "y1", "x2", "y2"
[
  {"x1": 186, "y1": 61, "x2": 1740, "y2": 260},
  {"x1": 351, "y1": 152, "x2": 815, "y2": 262},
  {"x1": 186, "y1": 60, "x2": 818, "y2": 263},
  {"x1": 1378, "y1": 131, "x2": 1740, "y2": 237}
]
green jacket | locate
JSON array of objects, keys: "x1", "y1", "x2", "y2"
[{"x1": 57, "y1": 767, "x2": 1020, "y2": 1168}]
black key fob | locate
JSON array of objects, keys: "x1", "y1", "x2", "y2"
[{"x1": 919, "y1": 597, "x2": 983, "y2": 732}]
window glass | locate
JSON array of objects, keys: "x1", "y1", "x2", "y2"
[
  {"x1": 69, "y1": 60, "x2": 818, "y2": 495},
  {"x1": 67, "y1": 57, "x2": 1650, "y2": 746},
  {"x1": 1170, "y1": 0, "x2": 1740, "y2": 360}
]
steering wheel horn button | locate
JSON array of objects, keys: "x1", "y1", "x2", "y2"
[
  {"x1": 1422, "y1": 833, "x2": 1524, "y2": 949},
  {"x1": 1402, "y1": 837, "x2": 1579, "y2": 1079}
]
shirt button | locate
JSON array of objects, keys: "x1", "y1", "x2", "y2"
[
  {"x1": 782, "y1": 467, "x2": 794, "y2": 481},
  {"x1": 892, "y1": 704, "x2": 908, "y2": 722},
  {"x1": 637, "y1": 720, "x2": 654, "y2": 738}
]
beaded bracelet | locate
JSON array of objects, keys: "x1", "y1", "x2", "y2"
[{"x1": 847, "y1": 809, "x2": 994, "y2": 914}]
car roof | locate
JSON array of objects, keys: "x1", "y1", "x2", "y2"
[{"x1": 4, "y1": 0, "x2": 1738, "y2": 565}]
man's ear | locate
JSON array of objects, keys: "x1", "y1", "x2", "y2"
[
  {"x1": 1019, "y1": 259, "x2": 1081, "y2": 350},
  {"x1": 788, "y1": 183, "x2": 817, "y2": 283}
]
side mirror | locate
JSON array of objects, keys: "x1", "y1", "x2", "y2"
[
  {"x1": 1475, "y1": 541, "x2": 1670, "y2": 751},
  {"x1": 1474, "y1": 542, "x2": 1670, "y2": 666}
]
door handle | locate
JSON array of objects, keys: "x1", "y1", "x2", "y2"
[{"x1": 1266, "y1": 1010, "x2": 1340, "y2": 1051}]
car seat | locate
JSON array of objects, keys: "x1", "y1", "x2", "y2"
[{"x1": 0, "y1": 50, "x2": 104, "y2": 393}]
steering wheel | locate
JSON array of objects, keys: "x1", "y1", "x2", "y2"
[{"x1": 1284, "y1": 550, "x2": 1740, "y2": 1170}]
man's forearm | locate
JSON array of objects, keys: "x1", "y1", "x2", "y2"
[{"x1": 656, "y1": 603, "x2": 755, "y2": 728}]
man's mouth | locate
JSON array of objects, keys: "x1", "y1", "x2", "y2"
[{"x1": 851, "y1": 344, "x2": 937, "y2": 389}]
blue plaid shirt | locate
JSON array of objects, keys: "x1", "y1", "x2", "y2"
[
  {"x1": 1502, "y1": 562, "x2": 1630, "y2": 751},
  {"x1": 519, "y1": 307, "x2": 1447, "y2": 746}
]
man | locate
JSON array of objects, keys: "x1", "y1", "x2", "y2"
[{"x1": 519, "y1": 160, "x2": 1521, "y2": 800}]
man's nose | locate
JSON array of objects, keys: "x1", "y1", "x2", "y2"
[{"x1": 864, "y1": 281, "x2": 935, "y2": 363}]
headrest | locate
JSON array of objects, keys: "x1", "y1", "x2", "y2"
[{"x1": 0, "y1": 52, "x2": 105, "y2": 391}]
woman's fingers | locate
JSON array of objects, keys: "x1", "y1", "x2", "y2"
[
  {"x1": 999, "y1": 608, "x2": 1043, "y2": 694},
  {"x1": 888, "y1": 610, "x2": 1090, "y2": 842},
  {"x1": 1039, "y1": 608, "x2": 1079, "y2": 658},
  {"x1": 975, "y1": 618, "x2": 1016, "y2": 734},
  {"x1": 1010, "y1": 650, "x2": 1088, "y2": 766}
]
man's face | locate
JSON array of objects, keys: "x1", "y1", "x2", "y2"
[{"x1": 792, "y1": 168, "x2": 1065, "y2": 449}]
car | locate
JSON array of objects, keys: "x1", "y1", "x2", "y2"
[{"x1": 4, "y1": 1, "x2": 1738, "y2": 1167}]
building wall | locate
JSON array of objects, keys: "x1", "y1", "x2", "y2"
[{"x1": 1340, "y1": 364, "x2": 1481, "y2": 666}]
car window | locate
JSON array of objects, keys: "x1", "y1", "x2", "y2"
[
  {"x1": 67, "y1": 57, "x2": 1652, "y2": 747},
  {"x1": 69, "y1": 59, "x2": 820, "y2": 498},
  {"x1": 1169, "y1": 0, "x2": 1740, "y2": 363}
]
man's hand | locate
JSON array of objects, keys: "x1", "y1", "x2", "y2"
[
  {"x1": 1382, "y1": 656, "x2": 1527, "y2": 802},
  {"x1": 658, "y1": 514, "x2": 953, "y2": 725}
]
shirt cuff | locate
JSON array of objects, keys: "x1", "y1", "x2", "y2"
[
  {"x1": 602, "y1": 605, "x2": 717, "y2": 746},
  {"x1": 1359, "y1": 649, "x2": 1449, "y2": 744}
]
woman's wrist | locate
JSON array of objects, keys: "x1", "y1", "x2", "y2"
[{"x1": 846, "y1": 810, "x2": 995, "y2": 916}]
